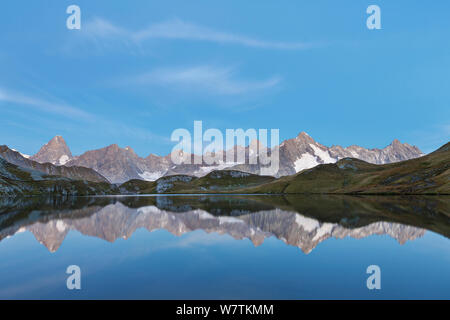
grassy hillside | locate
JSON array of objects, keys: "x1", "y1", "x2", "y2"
[
  {"x1": 120, "y1": 170, "x2": 275, "y2": 194},
  {"x1": 246, "y1": 142, "x2": 449, "y2": 195}
]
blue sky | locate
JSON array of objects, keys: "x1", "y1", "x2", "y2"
[{"x1": 0, "y1": 0, "x2": 449, "y2": 156}]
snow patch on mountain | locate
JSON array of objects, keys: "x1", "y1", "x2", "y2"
[
  {"x1": 197, "y1": 210, "x2": 214, "y2": 220},
  {"x1": 138, "y1": 171, "x2": 167, "y2": 181},
  {"x1": 310, "y1": 144, "x2": 336, "y2": 164},
  {"x1": 12, "y1": 149, "x2": 30, "y2": 159},
  {"x1": 294, "y1": 153, "x2": 318, "y2": 172},
  {"x1": 219, "y1": 216, "x2": 245, "y2": 225},
  {"x1": 295, "y1": 214, "x2": 320, "y2": 232},
  {"x1": 56, "y1": 220, "x2": 67, "y2": 233},
  {"x1": 313, "y1": 223, "x2": 334, "y2": 241},
  {"x1": 137, "y1": 205, "x2": 164, "y2": 215},
  {"x1": 58, "y1": 155, "x2": 70, "y2": 165}
]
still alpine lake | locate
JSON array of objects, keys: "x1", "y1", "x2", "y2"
[{"x1": 0, "y1": 194, "x2": 448, "y2": 299}]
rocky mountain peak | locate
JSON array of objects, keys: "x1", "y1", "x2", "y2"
[
  {"x1": 296, "y1": 131, "x2": 312, "y2": 140},
  {"x1": 48, "y1": 136, "x2": 68, "y2": 148},
  {"x1": 289, "y1": 132, "x2": 315, "y2": 146},
  {"x1": 106, "y1": 144, "x2": 119, "y2": 151},
  {"x1": 102, "y1": 144, "x2": 135, "y2": 156},
  {"x1": 389, "y1": 139, "x2": 418, "y2": 150},
  {"x1": 31, "y1": 135, "x2": 72, "y2": 165},
  {"x1": 146, "y1": 153, "x2": 159, "y2": 160}
]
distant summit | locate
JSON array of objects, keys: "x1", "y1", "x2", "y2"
[{"x1": 31, "y1": 136, "x2": 72, "y2": 165}]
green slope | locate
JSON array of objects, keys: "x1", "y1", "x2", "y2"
[
  {"x1": 120, "y1": 170, "x2": 275, "y2": 194},
  {"x1": 247, "y1": 142, "x2": 450, "y2": 195}
]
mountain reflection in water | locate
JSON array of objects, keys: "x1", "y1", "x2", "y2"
[{"x1": 1, "y1": 195, "x2": 448, "y2": 253}]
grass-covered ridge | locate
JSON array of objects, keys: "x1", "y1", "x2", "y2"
[
  {"x1": 120, "y1": 170, "x2": 275, "y2": 194},
  {"x1": 245, "y1": 142, "x2": 449, "y2": 195}
]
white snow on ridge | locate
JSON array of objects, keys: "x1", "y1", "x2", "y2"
[
  {"x1": 56, "y1": 220, "x2": 67, "y2": 232},
  {"x1": 294, "y1": 153, "x2": 318, "y2": 173},
  {"x1": 293, "y1": 145, "x2": 338, "y2": 173},
  {"x1": 137, "y1": 205, "x2": 163, "y2": 215},
  {"x1": 312, "y1": 223, "x2": 334, "y2": 241},
  {"x1": 139, "y1": 171, "x2": 166, "y2": 181},
  {"x1": 197, "y1": 210, "x2": 214, "y2": 220},
  {"x1": 349, "y1": 150, "x2": 359, "y2": 158},
  {"x1": 218, "y1": 216, "x2": 245, "y2": 225},
  {"x1": 310, "y1": 144, "x2": 336, "y2": 164},
  {"x1": 58, "y1": 155, "x2": 69, "y2": 165},
  {"x1": 11, "y1": 149, "x2": 30, "y2": 159},
  {"x1": 295, "y1": 214, "x2": 320, "y2": 232}
]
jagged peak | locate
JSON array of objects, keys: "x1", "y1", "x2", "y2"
[
  {"x1": 297, "y1": 131, "x2": 311, "y2": 138},
  {"x1": 47, "y1": 135, "x2": 68, "y2": 146},
  {"x1": 390, "y1": 138, "x2": 402, "y2": 146},
  {"x1": 104, "y1": 143, "x2": 120, "y2": 151},
  {"x1": 146, "y1": 153, "x2": 160, "y2": 159},
  {"x1": 31, "y1": 135, "x2": 73, "y2": 165},
  {"x1": 101, "y1": 144, "x2": 139, "y2": 157},
  {"x1": 387, "y1": 139, "x2": 422, "y2": 153},
  {"x1": 279, "y1": 131, "x2": 314, "y2": 147}
]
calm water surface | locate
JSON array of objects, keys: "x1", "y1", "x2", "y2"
[{"x1": 0, "y1": 195, "x2": 449, "y2": 299}]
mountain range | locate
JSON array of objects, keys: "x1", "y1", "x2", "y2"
[
  {"x1": 0, "y1": 140, "x2": 447, "y2": 195},
  {"x1": 20, "y1": 133, "x2": 424, "y2": 183}
]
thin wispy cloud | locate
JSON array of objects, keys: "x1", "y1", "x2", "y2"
[
  {"x1": 0, "y1": 87, "x2": 169, "y2": 148},
  {"x1": 81, "y1": 17, "x2": 313, "y2": 50},
  {"x1": 133, "y1": 19, "x2": 312, "y2": 49},
  {"x1": 84, "y1": 18, "x2": 128, "y2": 39},
  {"x1": 123, "y1": 65, "x2": 281, "y2": 96},
  {"x1": 0, "y1": 88, "x2": 93, "y2": 120}
]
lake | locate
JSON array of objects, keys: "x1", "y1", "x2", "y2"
[{"x1": 0, "y1": 195, "x2": 449, "y2": 299}]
